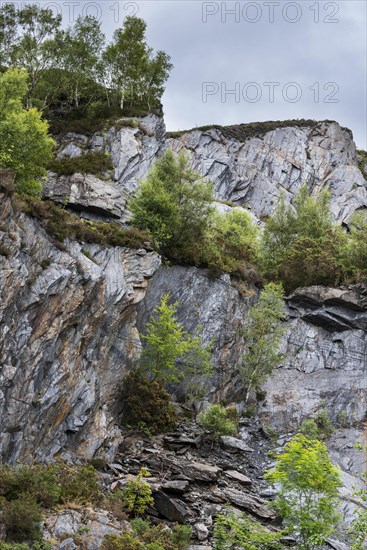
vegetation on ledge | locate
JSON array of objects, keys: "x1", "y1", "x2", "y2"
[
  {"x1": 167, "y1": 119, "x2": 340, "y2": 143},
  {"x1": 15, "y1": 197, "x2": 152, "y2": 250},
  {"x1": 48, "y1": 150, "x2": 114, "y2": 177}
]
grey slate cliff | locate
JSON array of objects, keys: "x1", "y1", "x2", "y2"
[{"x1": 0, "y1": 118, "x2": 367, "y2": 542}]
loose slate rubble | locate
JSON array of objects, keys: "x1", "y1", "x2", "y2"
[
  {"x1": 220, "y1": 435, "x2": 255, "y2": 452},
  {"x1": 154, "y1": 491, "x2": 189, "y2": 522},
  {"x1": 224, "y1": 469, "x2": 252, "y2": 485},
  {"x1": 223, "y1": 489, "x2": 277, "y2": 519}
]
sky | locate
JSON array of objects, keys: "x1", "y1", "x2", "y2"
[{"x1": 17, "y1": 0, "x2": 367, "y2": 148}]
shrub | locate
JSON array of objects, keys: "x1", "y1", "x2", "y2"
[
  {"x1": 0, "y1": 464, "x2": 61, "y2": 507},
  {"x1": 48, "y1": 150, "x2": 113, "y2": 178},
  {"x1": 102, "y1": 522, "x2": 192, "y2": 550},
  {"x1": 0, "y1": 543, "x2": 29, "y2": 549},
  {"x1": 261, "y1": 185, "x2": 346, "y2": 291},
  {"x1": 314, "y1": 408, "x2": 335, "y2": 440},
  {"x1": 116, "y1": 468, "x2": 154, "y2": 517},
  {"x1": 0, "y1": 69, "x2": 55, "y2": 196},
  {"x1": 213, "y1": 511, "x2": 284, "y2": 549},
  {"x1": 121, "y1": 371, "x2": 177, "y2": 434},
  {"x1": 299, "y1": 419, "x2": 320, "y2": 440},
  {"x1": 114, "y1": 118, "x2": 139, "y2": 130},
  {"x1": 130, "y1": 149, "x2": 214, "y2": 263},
  {"x1": 58, "y1": 464, "x2": 102, "y2": 505},
  {"x1": 1, "y1": 495, "x2": 42, "y2": 542},
  {"x1": 197, "y1": 404, "x2": 238, "y2": 440},
  {"x1": 101, "y1": 532, "x2": 144, "y2": 550},
  {"x1": 203, "y1": 209, "x2": 260, "y2": 276},
  {"x1": 171, "y1": 524, "x2": 192, "y2": 549},
  {"x1": 140, "y1": 293, "x2": 212, "y2": 386}
]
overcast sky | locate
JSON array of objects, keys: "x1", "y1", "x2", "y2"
[{"x1": 49, "y1": 1, "x2": 367, "y2": 148}]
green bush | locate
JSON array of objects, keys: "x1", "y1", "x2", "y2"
[
  {"x1": 300, "y1": 411, "x2": 335, "y2": 441},
  {"x1": 114, "y1": 118, "x2": 139, "y2": 130},
  {"x1": 203, "y1": 209, "x2": 260, "y2": 276},
  {"x1": 140, "y1": 293, "x2": 212, "y2": 386},
  {"x1": 130, "y1": 149, "x2": 214, "y2": 265},
  {"x1": 299, "y1": 419, "x2": 320, "y2": 440},
  {"x1": 0, "y1": 543, "x2": 29, "y2": 549},
  {"x1": 130, "y1": 150, "x2": 260, "y2": 278},
  {"x1": 0, "y1": 464, "x2": 61, "y2": 507},
  {"x1": 58, "y1": 464, "x2": 102, "y2": 505},
  {"x1": 117, "y1": 468, "x2": 154, "y2": 517},
  {"x1": 1, "y1": 494, "x2": 42, "y2": 542},
  {"x1": 261, "y1": 185, "x2": 347, "y2": 292},
  {"x1": 102, "y1": 532, "x2": 144, "y2": 550},
  {"x1": 240, "y1": 282, "x2": 286, "y2": 403},
  {"x1": 102, "y1": 521, "x2": 192, "y2": 550},
  {"x1": 0, "y1": 69, "x2": 55, "y2": 196},
  {"x1": 213, "y1": 511, "x2": 284, "y2": 549},
  {"x1": 48, "y1": 150, "x2": 113, "y2": 178},
  {"x1": 171, "y1": 524, "x2": 192, "y2": 549},
  {"x1": 265, "y1": 434, "x2": 342, "y2": 547},
  {"x1": 314, "y1": 408, "x2": 335, "y2": 440},
  {"x1": 121, "y1": 371, "x2": 177, "y2": 434},
  {"x1": 197, "y1": 404, "x2": 238, "y2": 440}
]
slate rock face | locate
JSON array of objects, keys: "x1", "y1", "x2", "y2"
[
  {"x1": 46, "y1": 118, "x2": 366, "y2": 225},
  {"x1": 44, "y1": 113, "x2": 166, "y2": 221},
  {"x1": 0, "y1": 195, "x2": 161, "y2": 463},
  {"x1": 261, "y1": 285, "x2": 367, "y2": 431},
  {"x1": 168, "y1": 121, "x2": 366, "y2": 223},
  {"x1": 1, "y1": 117, "x2": 367, "y2": 487}
]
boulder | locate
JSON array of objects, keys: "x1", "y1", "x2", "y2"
[
  {"x1": 224, "y1": 470, "x2": 252, "y2": 485},
  {"x1": 183, "y1": 461, "x2": 222, "y2": 482},
  {"x1": 154, "y1": 491, "x2": 189, "y2": 522},
  {"x1": 223, "y1": 489, "x2": 276, "y2": 519},
  {"x1": 220, "y1": 436, "x2": 254, "y2": 452}
]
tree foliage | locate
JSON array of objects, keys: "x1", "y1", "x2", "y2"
[
  {"x1": 240, "y1": 282, "x2": 286, "y2": 402},
  {"x1": 103, "y1": 16, "x2": 172, "y2": 110},
  {"x1": 0, "y1": 3, "x2": 62, "y2": 106},
  {"x1": 130, "y1": 150, "x2": 260, "y2": 276},
  {"x1": 265, "y1": 433, "x2": 342, "y2": 549},
  {"x1": 204, "y1": 209, "x2": 260, "y2": 275},
  {"x1": 0, "y1": 5, "x2": 172, "y2": 113},
  {"x1": 262, "y1": 185, "x2": 346, "y2": 291},
  {"x1": 130, "y1": 150, "x2": 214, "y2": 263},
  {"x1": 56, "y1": 15, "x2": 105, "y2": 108},
  {"x1": 118, "y1": 468, "x2": 154, "y2": 517},
  {"x1": 140, "y1": 293, "x2": 212, "y2": 385},
  {"x1": 0, "y1": 68, "x2": 55, "y2": 195}
]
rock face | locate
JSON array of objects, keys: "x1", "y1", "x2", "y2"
[
  {"x1": 45, "y1": 172, "x2": 127, "y2": 222},
  {"x1": 168, "y1": 121, "x2": 366, "y2": 223},
  {"x1": 44, "y1": 114, "x2": 166, "y2": 221},
  {"x1": 46, "y1": 118, "x2": 366, "y2": 225},
  {"x1": 1, "y1": 118, "x2": 367, "y2": 546},
  {"x1": 0, "y1": 194, "x2": 161, "y2": 463},
  {"x1": 2, "y1": 118, "x2": 367, "y2": 466},
  {"x1": 261, "y1": 286, "x2": 367, "y2": 432}
]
